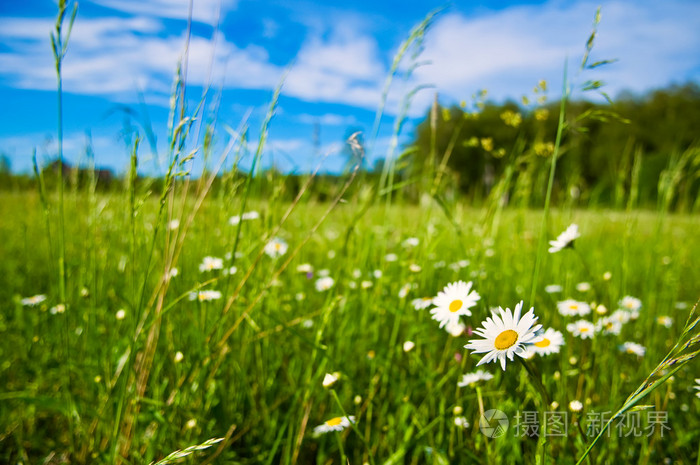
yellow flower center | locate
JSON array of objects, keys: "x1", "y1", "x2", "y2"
[
  {"x1": 275, "y1": 243, "x2": 281, "y2": 251},
  {"x1": 494, "y1": 329, "x2": 518, "y2": 350},
  {"x1": 580, "y1": 327, "x2": 589, "y2": 333},
  {"x1": 449, "y1": 299, "x2": 463, "y2": 313},
  {"x1": 569, "y1": 304, "x2": 578, "y2": 311},
  {"x1": 326, "y1": 417, "x2": 343, "y2": 426},
  {"x1": 534, "y1": 337, "x2": 551, "y2": 348}
]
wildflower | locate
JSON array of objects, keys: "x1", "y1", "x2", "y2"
[
  {"x1": 576, "y1": 282, "x2": 592, "y2": 292},
  {"x1": 566, "y1": 320, "x2": 595, "y2": 339},
  {"x1": 295, "y1": 292, "x2": 306, "y2": 301},
  {"x1": 403, "y1": 341, "x2": 415, "y2": 352},
  {"x1": 264, "y1": 238, "x2": 288, "y2": 258},
  {"x1": 398, "y1": 283, "x2": 411, "y2": 299},
  {"x1": 50, "y1": 304, "x2": 66, "y2": 315},
  {"x1": 430, "y1": 281, "x2": 480, "y2": 329},
  {"x1": 457, "y1": 369, "x2": 494, "y2": 387},
  {"x1": 530, "y1": 328, "x2": 565, "y2": 356},
  {"x1": 199, "y1": 256, "x2": 223, "y2": 272},
  {"x1": 657, "y1": 316, "x2": 673, "y2": 328},
  {"x1": 297, "y1": 263, "x2": 313, "y2": 273},
  {"x1": 466, "y1": 301, "x2": 542, "y2": 371},
  {"x1": 167, "y1": 268, "x2": 179, "y2": 279},
  {"x1": 168, "y1": 219, "x2": 180, "y2": 230},
  {"x1": 313, "y1": 416, "x2": 355, "y2": 435},
  {"x1": 545, "y1": 284, "x2": 563, "y2": 294},
  {"x1": 569, "y1": 400, "x2": 583, "y2": 412},
  {"x1": 409, "y1": 264, "x2": 422, "y2": 273},
  {"x1": 603, "y1": 271, "x2": 612, "y2": 280},
  {"x1": 453, "y1": 406, "x2": 463, "y2": 415},
  {"x1": 189, "y1": 290, "x2": 222, "y2": 302},
  {"x1": 352, "y1": 269, "x2": 362, "y2": 279},
  {"x1": 619, "y1": 296, "x2": 642, "y2": 312},
  {"x1": 610, "y1": 309, "x2": 632, "y2": 324},
  {"x1": 620, "y1": 342, "x2": 646, "y2": 357},
  {"x1": 21, "y1": 294, "x2": 47, "y2": 306},
  {"x1": 385, "y1": 253, "x2": 398, "y2": 262},
  {"x1": 548, "y1": 224, "x2": 580, "y2": 253},
  {"x1": 412, "y1": 297, "x2": 433, "y2": 310},
  {"x1": 454, "y1": 416, "x2": 470, "y2": 428},
  {"x1": 242, "y1": 211, "x2": 259, "y2": 220},
  {"x1": 373, "y1": 270, "x2": 383, "y2": 279},
  {"x1": 318, "y1": 269, "x2": 330, "y2": 277},
  {"x1": 186, "y1": 418, "x2": 197, "y2": 429},
  {"x1": 322, "y1": 373, "x2": 339, "y2": 388},
  {"x1": 403, "y1": 237, "x2": 420, "y2": 248},
  {"x1": 315, "y1": 277, "x2": 335, "y2": 292},
  {"x1": 224, "y1": 266, "x2": 238, "y2": 276},
  {"x1": 174, "y1": 351, "x2": 184, "y2": 363},
  {"x1": 557, "y1": 299, "x2": 591, "y2": 317},
  {"x1": 116, "y1": 309, "x2": 126, "y2": 320},
  {"x1": 694, "y1": 379, "x2": 700, "y2": 399},
  {"x1": 445, "y1": 320, "x2": 466, "y2": 337},
  {"x1": 80, "y1": 287, "x2": 90, "y2": 297},
  {"x1": 596, "y1": 317, "x2": 622, "y2": 335},
  {"x1": 354, "y1": 395, "x2": 362, "y2": 405},
  {"x1": 595, "y1": 304, "x2": 608, "y2": 315}
]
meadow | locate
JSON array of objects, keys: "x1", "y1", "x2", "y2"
[{"x1": 1, "y1": 3, "x2": 700, "y2": 464}]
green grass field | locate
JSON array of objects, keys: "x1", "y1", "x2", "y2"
[
  {"x1": 1, "y1": 3, "x2": 699, "y2": 463},
  {"x1": 1, "y1": 189, "x2": 698, "y2": 464}
]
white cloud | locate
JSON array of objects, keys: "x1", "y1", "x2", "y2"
[
  {"x1": 412, "y1": 0, "x2": 700, "y2": 106},
  {"x1": 297, "y1": 113, "x2": 358, "y2": 126},
  {"x1": 90, "y1": 0, "x2": 238, "y2": 24}
]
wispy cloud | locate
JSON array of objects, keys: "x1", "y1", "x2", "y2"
[{"x1": 90, "y1": 0, "x2": 238, "y2": 23}]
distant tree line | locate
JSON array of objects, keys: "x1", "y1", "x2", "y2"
[{"x1": 1, "y1": 83, "x2": 698, "y2": 210}]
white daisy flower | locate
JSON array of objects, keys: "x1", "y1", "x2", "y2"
[
  {"x1": 408, "y1": 264, "x2": 422, "y2": 273},
  {"x1": 189, "y1": 290, "x2": 222, "y2": 302},
  {"x1": 595, "y1": 317, "x2": 622, "y2": 335},
  {"x1": 620, "y1": 342, "x2": 646, "y2": 357},
  {"x1": 313, "y1": 416, "x2": 355, "y2": 435},
  {"x1": 264, "y1": 238, "x2": 288, "y2": 258},
  {"x1": 548, "y1": 223, "x2": 580, "y2": 253},
  {"x1": 318, "y1": 269, "x2": 330, "y2": 277},
  {"x1": 116, "y1": 309, "x2": 126, "y2": 320},
  {"x1": 610, "y1": 309, "x2": 632, "y2": 324},
  {"x1": 168, "y1": 219, "x2": 180, "y2": 230},
  {"x1": 530, "y1": 328, "x2": 565, "y2": 356},
  {"x1": 569, "y1": 400, "x2": 583, "y2": 412},
  {"x1": 385, "y1": 253, "x2": 398, "y2": 262},
  {"x1": 430, "y1": 281, "x2": 480, "y2": 329},
  {"x1": 296, "y1": 263, "x2": 313, "y2": 273},
  {"x1": 174, "y1": 351, "x2": 184, "y2": 363},
  {"x1": 454, "y1": 416, "x2": 470, "y2": 428},
  {"x1": 199, "y1": 256, "x2": 223, "y2": 272},
  {"x1": 21, "y1": 294, "x2": 47, "y2": 306},
  {"x1": 352, "y1": 269, "x2": 362, "y2": 279},
  {"x1": 545, "y1": 284, "x2": 563, "y2": 294},
  {"x1": 445, "y1": 320, "x2": 466, "y2": 337},
  {"x1": 619, "y1": 296, "x2": 642, "y2": 312},
  {"x1": 403, "y1": 237, "x2": 419, "y2": 248},
  {"x1": 657, "y1": 316, "x2": 673, "y2": 328},
  {"x1": 557, "y1": 299, "x2": 591, "y2": 317},
  {"x1": 403, "y1": 341, "x2": 415, "y2": 352},
  {"x1": 322, "y1": 372, "x2": 339, "y2": 388},
  {"x1": 360, "y1": 280, "x2": 373, "y2": 289},
  {"x1": 411, "y1": 297, "x2": 433, "y2": 310},
  {"x1": 373, "y1": 270, "x2": 383, "y2": 279},
  {"x1": 315, "y1": 277, "x2": 335, "y2": 292},
  {"x1": 465, "y1": 301, "x2": 542, "y2": 371},
  {"x1": 50, "y1": 304, "x2": 66, "y2": 315},
  {"x1": 576, "y1": 282, "x2": 592, "y2": 292},
  {"x1": 398, "y1": 283, "x2": 412, "y2": 299},
  {"x1": 242, "y1": 211, "x2": 259, "y2": 220},
  {"x1": 457, "y1": 369, "x2": 494, "y2": 387},
  {"x1": 566, "y1": 320, "x2": 595, "y2": 339}
]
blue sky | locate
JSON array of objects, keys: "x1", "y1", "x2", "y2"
[{"x1": 1, "y1": 0, "x2": 699, "y2": 175}]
